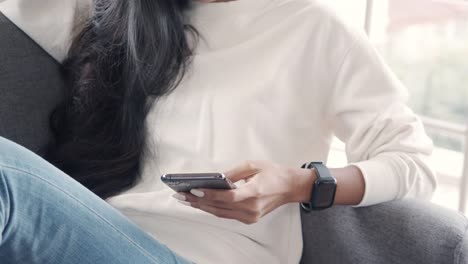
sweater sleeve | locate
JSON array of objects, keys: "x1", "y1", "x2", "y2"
[
  {"x1": 0, "y1": 0, "x2": 92, "y2": 62},
  {"x1": 328, "y1": 30, "x2": 437, "y2": 207}
]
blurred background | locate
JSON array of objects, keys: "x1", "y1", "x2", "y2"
[{"x1": 324, "y1": 0, "x2": 468, "y2": 215}]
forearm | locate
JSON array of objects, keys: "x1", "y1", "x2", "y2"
[{"x1": 291, "y1": 165, "x2": 365, "y2": 206}]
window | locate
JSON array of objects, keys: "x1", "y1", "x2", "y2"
[{"x1": 325, "y1": 0, "x2": 468, "y2": 214}]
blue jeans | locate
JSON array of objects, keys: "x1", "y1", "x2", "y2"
[{"x1": 0, "y1": 137, "x2": 192, "y2": 264}]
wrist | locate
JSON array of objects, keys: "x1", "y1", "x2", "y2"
[{"x1": 288, "y1": 167, "x2": 317, "y2": 203}]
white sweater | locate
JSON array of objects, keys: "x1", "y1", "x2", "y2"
[{"x1": 0, "y1": 0, "x2": 437, "y2": 263}]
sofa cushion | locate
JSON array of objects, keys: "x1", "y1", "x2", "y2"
[
  {"x1": 300, "y1": 199, "x2": 468, "y2": 264},
  {"x1": 0, "y1": 12, "x2": 64, "y2": 154}
]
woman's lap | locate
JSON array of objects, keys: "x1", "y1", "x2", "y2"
[{"x1": 0, "y1": 137, "x2": 191, "y2": 264}]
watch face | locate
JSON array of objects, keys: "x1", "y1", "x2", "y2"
[{"x1": 313, "y1": 180, "x2": 337, "y2": 208}]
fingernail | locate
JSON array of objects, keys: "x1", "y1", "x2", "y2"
[
  {"x1": 178, "y1": 200, "x2": 191, "y2": 206},
  {"x1": 172, "y1": 193, "x2": 186, "y2": 201},
  {"x1": 190, "y1": 189, "x2": 205, "y2": 198}
]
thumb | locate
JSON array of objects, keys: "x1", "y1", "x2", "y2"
[{"x1": 224, "y1": 161, "x2": 260, "y2": 183}]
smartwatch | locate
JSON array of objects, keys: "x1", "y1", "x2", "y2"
[{"x1": 300, "y1": 161, "x2": 337, "y2": 212}]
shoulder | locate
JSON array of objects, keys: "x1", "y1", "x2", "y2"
[
  {"x1": 266, "y1": 0, "x2": 369, "y2": 66},
  {"x1": 268, "y1": 0, "x2": 367, "y2": 47},
  {"x1": 0, "y1": 0, "x2": 93, "y2": 62}
]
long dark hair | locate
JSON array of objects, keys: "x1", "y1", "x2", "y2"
[{"x1": 45, "y1": 0, "x2": 195, "y2": 199}]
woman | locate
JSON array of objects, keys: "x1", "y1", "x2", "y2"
[{"x1": 0, "y1": 0, "x2": 437, "y2": 263}]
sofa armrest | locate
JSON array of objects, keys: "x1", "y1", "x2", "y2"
[{"x1": 300, "y1": 199, "x2": 468, "y2": 264}]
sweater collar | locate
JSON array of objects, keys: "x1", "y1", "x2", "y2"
[
  {"x1": 189, "y1": 0, "x2": 274, "y2": 20},
  {"x1": 191, "y1": 0, "x2": 272, "y2": 11}
]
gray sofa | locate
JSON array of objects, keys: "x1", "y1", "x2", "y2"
[{"x1": 0, "y1": 12, "x2": 467, "y2": 264}]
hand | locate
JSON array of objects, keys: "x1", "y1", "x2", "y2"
[{"x1": 172, "y1": 160, "x2": 316, "y2": 224}]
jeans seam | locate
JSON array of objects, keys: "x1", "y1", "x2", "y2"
[
  {"x1": 0, "y1": 164, "x2": 162, "y2": 264},
  {"x1": 0, "y1": 168, "x2": 12, "y2": 239}
]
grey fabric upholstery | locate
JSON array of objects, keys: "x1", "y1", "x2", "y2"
[
  {"x1": 0, "y1": 12, "x2": 64, "y2": 154},
  {"x1": 1, "y1": 11, "x2": 467, "y2": 264},
  {"x1": 300, "y1": 200, "x2": 468, "y2": 264}
]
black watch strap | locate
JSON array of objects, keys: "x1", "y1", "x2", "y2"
[{"x1": 300, "y1": 162, "x2": 337, "y2": 212}]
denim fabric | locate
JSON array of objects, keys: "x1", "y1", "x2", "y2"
[{"x1": 0, "y1": 137, "x2": 192, "y2": 264}]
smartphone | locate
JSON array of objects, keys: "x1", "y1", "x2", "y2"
[{"x1": 161, "y1": 173, "x2": 237, "y2": 193}]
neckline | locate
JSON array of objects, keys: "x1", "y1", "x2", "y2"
[
  {"x1": 186, "y1": 0, "x2": 277, "y2": 52},
  {"x1": 190, "y1": 0, "x2": 274, "y2": 18}
]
